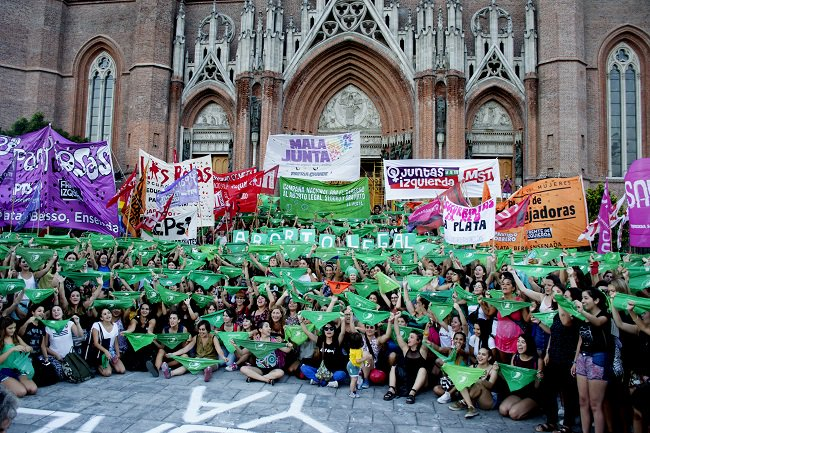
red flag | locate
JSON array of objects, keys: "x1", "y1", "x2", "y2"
[
  {"x1": 495, "y1": 195, "x2": 531, "y2": 231},
  {"x1": 122, "y1": 164, "x2": 147, "y2": 237},
  {"x1": 106, "y1": 167, "x2": 138, "y2": 208},
  {"x1": 326, "y1": 281, "x2": 351, "y2": 295}
]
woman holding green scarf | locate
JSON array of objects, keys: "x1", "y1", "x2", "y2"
[
  {"x1": 0, "y1": 317, "x2": 37, "y2": 398},
  {"x1": 87, "y1": 307, "x2": 126, "y2": 377}
]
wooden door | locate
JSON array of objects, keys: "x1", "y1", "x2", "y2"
[{"x1": 498, "y1": 157, "x2": 514, "y2": 185}]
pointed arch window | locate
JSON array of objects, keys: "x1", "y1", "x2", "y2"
[
  {"x1": 86, "y1": 53, "x2": 116, "y2": 142},
  {"x1": 607, "y1": 44, "x2": 641, "y2": 177}
]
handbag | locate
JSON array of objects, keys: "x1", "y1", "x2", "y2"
[
  {"x1": 32, "y1": 355, "x2": 60, "y2": 387},
  {"x1": 315, "y1": 359, "x2": 333, "y2": 381}
]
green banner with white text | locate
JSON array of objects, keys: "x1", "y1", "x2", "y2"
[{"x1": 279, "y1": 178, "x2": 370, "y2": 219}]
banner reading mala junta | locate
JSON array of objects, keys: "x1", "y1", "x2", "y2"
[
  {"x1": 279, "y1": 178, "x2": 370, "y2": 219},
  {"x1": 494, "y1": 176, "x2": 589, "y2": 249}
]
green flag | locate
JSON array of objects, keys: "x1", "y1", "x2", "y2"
[
  {"x1": 199, "y1": 310, "x2": 226, "y2": 329},
  {"x1": 216, "y1": 331, "x2": 250, "y2": 353},
  {"x1": 154, "y1": 285, "x2": 188, "y2": 306},
  {"x1": 554, "y1": 294, "x2": 587, "y2": 322},
  {"x1": 285, "y1": 325, "x2": 311, "y2": 345},
  {"x1": 92, "y1": 299, "x2": 134, "y2": 310},
  {"x1": 426, "y1": 254, "x2": 447, "y2": 265},
  {"x1": 610, "y1": 293, "x2": 650, "y2": 314},
  {"x1": 59, "y1": 260, "x2": 87, "y2": 272},
  {"x1": 484, "y1": 289, "x2": 503, "y2": 299},
  {"x1": 181, "y1": 259, "x2": 207, "y2": 271},
  {"x1": 223, "y1": 286, "x2": 248, "y2": 296},
  {"x1": 404, "y1": 313, "x2": 430, "y2": 327},
  {"x1": 441, "y1": 363, "x2": 486, "y2": 391},
  {"x1": 306, "y1": 293, "x2": 333, "y2": 307},
  {"x1": 187, "y1": 271, "x2": 226, "y2": 290},
  {"x1": 511, "y1": 264, "x2": 564, "y2": 278},
  {"x1": 497, "y1": 363, "x2": 539, "y2": 392},
  {"x1": 375, "y1": 272, "x2": 400, "y2": 294},
  {"x1": 482, "y1": 298, "x2": 530, "y2": 317},
  {"x1": 190, "y1": 293, "x2": 215, "y2": 308},
  {"x1": 398, "y1": 325, "x2": 424, "y2": 342},
  {"x1": 355, "y1": 253, "x2": 389, "y2": 267},
  {"x1": 25, "y1": 288, "x2": 56, "y2": 305},
  {"x1": 531, "y1": 311, "x2": 558, "y2": 328},
  {"x1": 143, "y1": 284, "x2": 161, "y2": 304},
  {"x1": 427, "y1": 302, "x2": 454, "y2": 321},
  {"x1": 157, "y1": 272, "x2": 186, "y2": 287},
  {"x1": 289, "y1": 279, "x2": 324, "y2": 295},
  {"x1": 269, "y1": 267, "x2": 307, "y2": 279},
  {"x1": 352, "y1": 280, "x2": 380, "y2": 297},
  {"x1": 419, "y1": 290, "x2": 453, "y2": 303},
  {"x1": 155, "y1": 333, "x2": 191, "y2": 350},
  {"x1": 232, "y1": 339, "x2": 287, "y2": 358},
  {"x1": 111, "y1": 291, "x2": 142, "y2": 302},
  {"x1": 122, "y1": 332, "x2": 157, "y2": 351},
  {"x1": 348, "y1": 304, "x2": 390, "y2": 326},
  {"x1": 221, "y1": 254, "x2": 247, "y2": 266},
  {"x1": 115, "y1": 268, "x2": 154, "y2": 285},
  {"x1": 453, "y1": 284, "x2": 478, "y2": 303},
  {"x1": 299, "y1": 310, "x2": 342, "y2": 330},
  {"x1": 61, "y1": 270, "x2": 108, "y2": 284},
  {"x1": 170, "y1": 356, "x2": 221, "y2": 374},
  {"x1": 344, "y1": 291, "x2": 379, "y2": 310},
  {"x1": 16, "y1": 248, "x2": 55, "y2": 270},
  {"x1": 187, "y1": 251, "x2": 208, "y2": 262},
  {"x1": 40, "y1": 319, "x2": 70, "y2": 332},
  {"x1": 405, "y1": 275, "x2": 435, "y2": 291},
  {"x1": 85, "y1": 235, "x2": 116, "y2": 250},
  {"x1": 218, "y1": 266, "x2": 245, "y2": 278},
  {"x1": 423, "y1": 341, "x2": 456, "y2": 364},
  {"x1": 224, "y1": 242, "x2": 248, "y2": 254},
  {"x1": 414, "y1": 242, "x2": 439, "y2": 259}
]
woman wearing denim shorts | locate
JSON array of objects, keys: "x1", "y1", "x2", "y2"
[{"x1": 570, "y1": 288, "x2": 613, "y2": 433}]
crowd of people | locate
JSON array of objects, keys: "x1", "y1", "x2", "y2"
[{"x1": 0, "y1": 211, "x2": 649, "y2": 433}]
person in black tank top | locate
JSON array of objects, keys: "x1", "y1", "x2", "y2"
[
  {"x1": 498, "y1": 334, "x2": 543, "y2": 421},
  {"x1": 382, "y1": 313, "x2": 429, "y2": 405}
]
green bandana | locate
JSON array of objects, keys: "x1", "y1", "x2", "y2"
[
  {"x1": 25, "y1": 288, "x2": 56, "y2": 305},
  {"x1": 298, "y1": 310, "x2": 342, "y2": 330},
  {"x1": 157, "y1": 272, "x2": 186, "y2": 287},
  {"x1": 231, "y1": 339, "x2": 287, "y2": 358},
  {"x1": 223, "y1": 286, "x2": 248, "y2": 296},
  {"x1": 313, "y1": 248, "x2": 347, "y2": 262},
  {"x1": 425, "y1": 254, "x2": 447, "y2": 265},
  {"x1": 484, "y1": 289, "x2": 503, "y2": 299},
  {"x1": 289, "y1": 279, "x2": 324, "y2": 295},
  {"x1": 329, "y1": 225, "x2": 349, "y2": 236},
  {"x1": 375, "y1": 272, "x2": 400, "y2": 295},
  {"x1": 221, "y1": 254, "x2": 247, "y2": 266},
  {"x1": 390, "y1": 263, "x2": 418, "y2": 276},
  {"x1": 427, "y1": 302, "x2": 454, "y2": 321},
  {"x1": 610, "y1": 293, "x2": 650, "y2": 314},
  {"x1": 423, "y1": 341, "x2": 456, "y2": 364},
  {"x1": 16, "y1": 248, "x2": 56, "y2": 271},
  {"x1": 482, "y1": 298, "x2": 530, "y2": 317},
  {"x1": 182, "y1": 259, "x2": 207, "y2": 271},
  {"x1": 452, "y1": 249, "x2": 490, "y2": 266},
  {"x1": 217, "y1": 266, "x2": 245, "y2": 279},
  {"x1": 413, "y1": 242, "x2": 439, "y2": 259},
  {"x1": 531, "y1": 311, "x2": 558, "y2": 328},
  {"x1": 527, "y1": 248, "x2": 563, "y2": 264},
  {"x1": 554, "y1": 294, "x2": 586, "y2": 322},
  {"x1": 170, "y1": 356, "x2": 221, "y2": 374},
  {"x1": 306, "y1": 293, "x2": 333, "y2": 307},
  {"x1": 289, "y1": 295, "x2": 312, "y2": 306},
  {"x1": 155, "y1": 333, "x2": 191, "y2": 350},
  {"x1": 188, "y1": 271, "x2": 227, "y2": 290},
  {"x1": 344, "y1": 292, "x2": 379, "y2": 310},
  {"x1": 511, "y1": 264, "x2": 564, "y2": 278},
  {"x1": 59, "y1": 260, "x2": 87, "y2": 272},
  {"x1": 281, "y1": 243, "x2": 313, "y2": 261},
  {"x1": 404, "y1": 275, "x2": 435, "y2": 291},
  {"x1": 441, "y1": 363, "x2": 486, "y2": 391},
  {"x1": 269, "y1": 267, "x2": 307, "y2": 279},
  {"x1": 199, "y1": 310, "x2": 226, "y2": 329},
  {"x1": 40, "y1": 319, "x2": 70, "y2": 332},
  {"x1": 404, "y1": 313, "x2": 430, "y2": 327},
  {"x1": 122, "y1": 332, "x2": 157, "y2": 351},
  {"x1": 93, "y1": 299, "x2": 134, "y2": 310},
  {"x1": 190, "y1": 293, "x2": 215, "y2": 307},
  {"x1": 187, "y1": 251, "x2": 208, "y2": 262},
  {"x1": 398, "y1": 325, "x2": 424, "y2": 342},
  {"x1": 348, "y1": 304, "x2": 390, "y2": 326},
  {"x1": 628, "y1": 274, "x2": 650, "y2": 292},
  {"x1": 111, "y1": 291, "x2": 142, "y2": 302},
  {"x1": 224, "y1": 242, "x2": 248, "y2": 254},
  {"x1": 352, "y1": 280, "x2": 380, "y2": 297},
  {"x1": 497, "y1": 363, "x2": 539, "y2": 392},
  {"x1": 116, "y1": 268, "x2": 154, "y2": 286},
  {"x1": 33, "y1": 236, "x2": 77, "y2": 248},
  {"x1": 419, "y1": 290, "x2": 453, "y2": 303},
  {"x1": 61, "y1": 270, "x2": 108, "y2": 284},
  {"x1": 453, "y1": 285, "x2": 478, "y2": 303},
  {"x1": 285, "y1": 325, "x2": 310, "y2": 345},
  {"x1": 354, "y1": 253, "x2": 389, "y2": 267},
  {"x1": 216, "y1": 331, "x2": 250, "y2": 353},
  {"x1": 143, "y1": 284, "x2": 160, "y2": 304},
  {"x1": 156, "y1": 285, "x2": 189, "y2": 306}
]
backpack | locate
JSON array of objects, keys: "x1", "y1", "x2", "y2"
[
  {"x1": 32, "y1": 355, "x2": 60, "y2": 387},
  {"x1": 63, "y1": 352, "x2": 94, "y2": 383}
]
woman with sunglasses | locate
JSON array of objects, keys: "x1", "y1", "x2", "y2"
[{"x1": 298, "y1": 311, "x2": 348, "y2": 387}]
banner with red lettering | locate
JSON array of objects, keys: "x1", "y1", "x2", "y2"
[
  {"x1": 441, "y1": 197, "x2": 496, "y2": 245},
  {"x1": 382, "y1": 159, "x2": 501, "y2": 201},
  {"x1": 212, "y1": 167, "x2": 277, "y2": 217},
  {"x1": 137, "y1": 150, "x2": 215, "y2": 227}
]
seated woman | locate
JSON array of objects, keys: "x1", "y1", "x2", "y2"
[
  {"x1": 382, "y1": 313, "x2": 430, "y2": 404},
  {"x1": 359, "y1": 320, "x2": 392, "y2": 387},
  {"x1": 153, "y1": 312, "x2": 188, "y2": 374},
  {"x1": 42, "y1": 305, "x2": 84, "y2": 378},
  {"x1": 238, "y1": 321, "x2": 291, "y2": 385},
  {"x1": 86, "y1": 308, "x2": 126, "y2": 377},
  {"x1": 498, "y1": 334, "x2": 543, "y2": 421},
  {"x1": 298, "y1": 313, "x2": 347, "y2": 387},
  {"x1": 448, "y1": 347, "x2": 499, "y2": 419},
  {"x1": 123, "y1": 303, "x2": 158, "y2": 375},
  {"x1": 161, "y1": 320, "x2": 228, "y2": 382},
  {"x1": 431, "y1": 331, "x2": 471, "y2": 404},
  {"x1": 0, "y1": 317, "x2": 37, "y2": 397}
]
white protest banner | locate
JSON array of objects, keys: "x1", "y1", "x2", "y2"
[
  {"x1": 138, "y1": 150, "x2": 215, "y2": 226},
  {"x1": 141, "y1": 206, "x2": 199, "y2": 242},
  {"x1": 264, "y1": 132, "x2": 360, "y2": 182},
  {"x1": 383, "y1": 159, "x2": 501, "y2": 201},
  {"x1": 441, "y1": 197, "x2": 496, "y2": 245}
]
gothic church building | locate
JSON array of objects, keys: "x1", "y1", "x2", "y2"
[{"x1": 0, "y1": 0, "x2": 649, "y2": 205}]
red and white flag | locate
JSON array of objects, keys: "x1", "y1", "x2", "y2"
[
  {"x1": 578, "y1": 193, "x2": 627, "y2": 243},
  {"x1": 495, "y1": 195, "x2": 531, "y2": 231},
  {"x1": 106, "y1": 167, "x2": 138, "y2": 208}
]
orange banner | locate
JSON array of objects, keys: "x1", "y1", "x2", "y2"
[{"x1": 494, "y1": 176, "x2": 590, "y2": 249}]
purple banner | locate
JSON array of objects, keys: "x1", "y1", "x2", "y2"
[
  {"x1": 624, "y1": 158, "x2": 650, "y2": 247},
  {"x1": 0, "y1": 126, "x2": 118, "y2": 235},
  {"x1": 597, "y1": 182, "x2": 612, "y2": 254}
]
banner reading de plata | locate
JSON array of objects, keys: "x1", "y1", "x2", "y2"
[
  {"x1": 383, "y1": 159, "x2": 501, "y2": 201},
  {"x1": 0, "y1": 126, "x2": 119, "y2": 235},
  {"x1": 442, "y1": 197, "x2": 496, "y2": 245},
  {"x1": 624, "y1": 158, "x2": 650, "y2": 247},
  {"x1": 138, "y1": 150, "x2": 215, "y2": 227},
  {"x1": 264, "y1": 132, "x2": 360, "y2": 182},
  {"x1": 279, "y1": 178, "x2": 370, "y2": 219},
  {"x1": 494, "y1": 176, "x2": 588, "y2": 249}
]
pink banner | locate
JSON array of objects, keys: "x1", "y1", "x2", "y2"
[{"x1": 624, "y1": 158, "x2": 650, "y2": 247}]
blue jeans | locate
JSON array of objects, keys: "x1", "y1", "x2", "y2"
[{"x1": 300, "y1": 364, "x2": 347, "y2": 384}]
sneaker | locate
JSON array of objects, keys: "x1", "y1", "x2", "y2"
[
  {"x1": 437, "y1": 392, "x2": 452, "y2": 404},
  {"x1": 465, "y1": 407, "x2": 480, "y2": 419},
  {"x1": 309, "y1": 379, "x2": 318, "y2": 385},
  {"x1": 160, "y1": 362, "x2": 171, "y2": 379},
  {"x1": 226, "y1": 363, "x2": 238, "y2": 372},
  {"x1": 146, "y1": 361, "x2": 159, "y2": 378},
  {"x1": 327, "y1": 380, "x2": 339, "y2": 388},
  {"x1": 204, "y1": 366, "x2": 213, "y2": 382},
  {"x1": 360, "y1": 379, "x2": 370, "y2": 389},
  {"x1": 348, "y1": 392, "x2": 361, "y2": 399},
  {"x1": 356, "y1": 378, "x2": 363, "y2": 390},
  {"x1": 448, "y1": 400, "x2": 467, "y2": 411}
]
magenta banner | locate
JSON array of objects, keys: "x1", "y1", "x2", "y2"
[
  {"x1": 0, "y1": 126, "x2": 118, "y2": 235},
  {"x1": 624, "y1": 158, "x2": 650, "y2": 247}
]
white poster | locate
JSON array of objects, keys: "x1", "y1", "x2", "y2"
[
  {"x1": 264, "y1": 131, "x2": 360, "y2": 182},
  {"x1": 138, "y1": 150, "x2": 215, "y2": 226},
  {"x1": 141, "y1": 206, "x2": 199, "y2": 242},
  {"x1": 441, "y1": 197, "x2": 496, "y2": 245},
  {"x1": 383, "y1": 159, "x2": 501, "y2": 201}
]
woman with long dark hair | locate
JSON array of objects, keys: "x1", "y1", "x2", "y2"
[
  {"x1": 299, "y1": 313, "x2": 347, "y2": 387},
  {"x1": 571, "y1": 287, "x2": 613, "y2": 433}
]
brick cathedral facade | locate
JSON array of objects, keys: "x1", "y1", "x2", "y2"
[{"x1": 0, "y1": 0, "x2": 649, "y2": 203}]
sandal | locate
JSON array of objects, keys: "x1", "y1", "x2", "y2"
[
  {"x1": 556, "y1": 425, "x2": 571, "y2": 433},
  {"x1": 406, "y1": 389, "x2": 416, "y2": 404},
  {"x1": 383, "y1": 386, "x2": 397, "y2": 401},
  {"x1": 535, "y1": 423, "x2": 557, "y2": 433}
]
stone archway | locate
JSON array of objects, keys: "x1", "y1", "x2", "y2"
[{"x1": 186, "y1": 102, "x2": 232, "y2": 173}]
